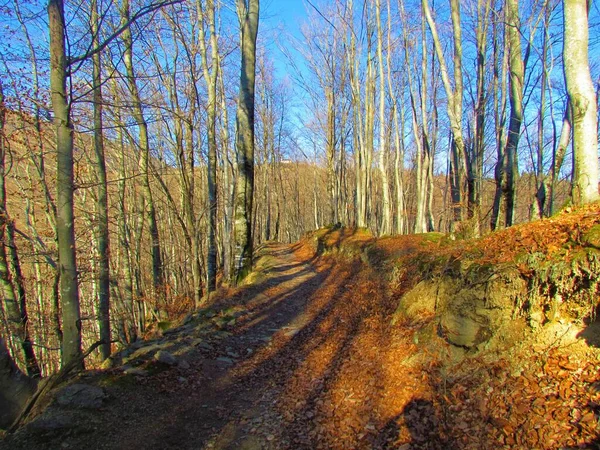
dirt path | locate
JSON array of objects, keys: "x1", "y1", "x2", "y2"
[
  {"x1": 7, "y1": 239, "x2": 598, "y2": 449},
  {"x1": 8, "y1": 243, "x2": 421, "y2": 450}
]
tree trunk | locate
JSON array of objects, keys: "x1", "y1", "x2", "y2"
[
  {"x1": 491, "y1": 6, "x2": 509, "y2": 230},
  {"x1": 198, "y1": 0, "x2": 219, "y2": 295},
  {"x1": 91, "y1": 0, "x2": 111, "y2": 361},
  {"x1": 469, "y1": 0, "x2": 491, "y2": 235},
  {"x1": 48, "y1": 0, "x2": 83, "y2": 369},
  {"x1": 233, "y1": 0, "x2": 259, "y2": 283},
  {"x1": 564, "y1": 0, "x2": 599, "y2": 205},
  {"x1": 503, "y1": 0, "x2": 523, "y2": 226},
  {"x1": 120, "y1": 0, "x2": 164, "y2": 311},
  {"x1": 0, "y1": 82, "x2": 40, "y2": 377},
  {"x1": 112, "y1": 92, "x2": 138, "y2": 341},
  {"x1": 376, "y1": 0, "x2": 391, "y2": 235},
  {"x1": 423, "y1": 0, "x2": 466, "y2": 228},
  {"x1": 0, "y1": 338, "x2": 36, "y2": 430}
]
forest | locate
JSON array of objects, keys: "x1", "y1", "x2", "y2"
[{"x1": 0, "y1": 0, "x2": 599, "y2": 448}]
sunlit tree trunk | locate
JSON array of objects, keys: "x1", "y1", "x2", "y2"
[
  {"x1": 198, "y1": 0, "x2": 219, "y2": 295},
  {"x1": 387, "y1": 0, "x2": 403, "y2": 235},
  {"x1": 564, "y1": 0, "x2": 599, "y2": 205},
  {"x1": 491, "y1": 5, "x2": 509, "y2": 230},
  {"x1": 111, "y1": 84, "x2": 138, "y2": 341},
  {"x1": 502, "y1": 0, "x2": 523, "y2": 226},
  {"x1": 91, "y1": 0, "x2": 111, "y2": 360},
  {"x1": 549, "y1": 106, "x2": 571, "y2": 215},
  {"x1": 219, "y1": 64, "x2": 234, "y2": 282},
  {"x1": 533, "y1": 6, "x2": 550, "y2": 219},
  {"x1": 233, "y1": 0, "x2": 259, "y2": 283},
  {"x1": 48, "y1": 0, "x2": 83, "y2": 369},
  {"x1": 468, "y1": 0, "x2": 491, "y2": 235},
  {"x1": 423, "y1": 0, "x2": 466, "y2": 228},
  {"x1": 364, "y1": 6, "x2": 375, "y2": 230},
  {"x1": 0, "y1": 83, "x2": 40, "y2": 376},
  {"x1": 376, "y1": 0, "x2": 391, "y2": 235},
  {"x1": 120, "y1": 0, "x2": 164, "y2": 311}
]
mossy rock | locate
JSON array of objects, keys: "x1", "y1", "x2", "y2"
[
  {"x1": 157, "y1": 321, "x2": 172, "y2": 332},
  {"x1": 394, "y1": 262, "x2": 526, "y2": 350},
  {"x1": 393, "y1": 280, "x2": 439, "y2": 320},
  {"x1": 582, "y1": 224, "x2": 600, "y2": 249},
  {"x1": 439, "y1": 310, "x2": 492, "y2": 348}
]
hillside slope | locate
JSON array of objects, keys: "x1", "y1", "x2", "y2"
[{"x1": 2, "y1": 205, "x2": 600, "y2": 449}]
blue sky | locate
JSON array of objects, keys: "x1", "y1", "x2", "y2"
[{"x1": 260, "y1": 0, "x2": 309, "y2": 79}]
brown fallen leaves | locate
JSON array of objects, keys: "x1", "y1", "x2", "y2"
[{"x1": 272, "y1": 208, "x2": 600, "y2": 449}]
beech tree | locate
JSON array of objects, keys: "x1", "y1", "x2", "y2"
[
  {"x1": 0, "y1": 82, "x2": 40, "y2": 376},
  {"x1": 563, "y1": 0, "x2": 599, "y2": 205},
  {"x1": 491, "y1": 0, "x2": 523, "y2": 229},
  {"x1": 48, "y1": 0, "x2": 83, "y2": 368},
  {"x1": 197, "y1": 0, "x2": 220, "y2": 295},
  {"x1": 91, "y1": 0, "x2": 111, "y2": 361},
  {"x1": 233, "y1": 0, "x2": 260, "y2": 283},
  {"x1": 423, "y1": 0, "x2": 467, "y2": 229}
]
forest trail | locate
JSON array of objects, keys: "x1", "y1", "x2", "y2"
[
  {"x1": 5, "y1": 242, "x2": 432, "y2": 449},
  {"x1": 4, "y1": 215, "x2": 600, "y2": 449}
]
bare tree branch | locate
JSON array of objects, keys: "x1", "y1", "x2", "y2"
[{"x1": 68, "y1": 0, "x2": 183, "y2": 67}]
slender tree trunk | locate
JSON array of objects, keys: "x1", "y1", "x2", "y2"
[
  {"x1": 491, "y1": 7, "x2": 509, "y2": 230},
  {"x1": 549, "y1": 106, "x2": 571, "y2": 214},
  {"x1": 533, "y1": 6, "x2": 550, "y2": 219},
  {"x1": 233, "y1": 0, "x2": 259, "y2": 283},
  {"x1": 387, "y1": 0, "x2": 404, "y2": 234},
  {"x1": 198, "y1": 0, "x2": 219, "y2": 294},
  {"x1": 503, "y1": 0, "x2": 524, "y2": 226},
  {"x1": 112, "y1": 94, "x2": 138, "y2": 341},
  {"x1": 91, "y1": 0, "x2": 111, "y2": 360},
  {"x1": 423, "y1": 0, "x2": 466, "y2": 228},
  {"x1": 326, "y1": 87, "x2": 337, "y2": 225},
  {"x1": 0, "y1": 83, "x2": 40, "y2": 377},
  {"x1": 376, "y1": 0, "x2": 391, "y2": 235},
  {"x1": 48, "y1": 0, "x2": 83, "y2": 369},
  {"x1": 219, "y1": 65, "x2": 234, "y2": 282},
  {"x1": 120, "y1": 0, "x2": 164, "y2": 312},
  {"x1": 469, "y1": 0, "x2": 491, "y2": 235}
]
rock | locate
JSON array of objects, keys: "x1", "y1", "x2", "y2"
[
  {"x1": 122, "y1": 366, "x2": 148, "y2": 377},
  {"x1": 26, "y1": 410, "x2": 75, "y2": 433},
  {"x1": 396, "y1": 263, "x2": 527, "y2": 351},
  {"x1": 216, "y1": 357, "x2": 234, "y2": 365},
  {"x1": 178, "y1": 359, "x2": 190, "y2": 370},
  {"x1": 123, "y1": 342, "x2": 170, "y2": 363},
  {"x1": 55, "y1": 384, "x2": 106, "y2": 409},
  {"x1": 393, "y1": 280, "x2": 440, "y2": 321},
  {"x1": 439, "y1": 312, "x2": 491, "y2": 349},
  {"x1": 583, "y1": 224, "x2": 600, "y2": 249},
  {"x1": 154, "y1": 350, "x2": 177, "y2": 366}
]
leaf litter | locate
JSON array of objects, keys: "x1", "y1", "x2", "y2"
[{"x1": 2, "y1": 204, "x2": 600, "y2": 449}]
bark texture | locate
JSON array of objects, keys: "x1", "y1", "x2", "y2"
[
  {"x1": 564, "y1": 0, "x2": 599, "y2": 205},
  {"x1": 233, "y1": 0, "x2": 260, "y2": 283}
]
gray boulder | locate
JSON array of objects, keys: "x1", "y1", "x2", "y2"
[
  {"x1": 55, "y1": 384, "x2": 106, "y2": 409},
  {"x1": 154, "y1": 350, "x2": 177, "y2": 366}
]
